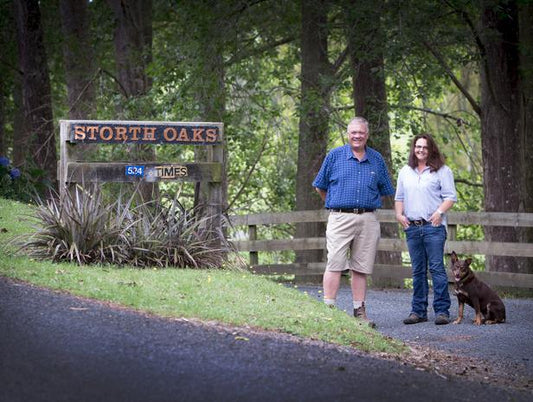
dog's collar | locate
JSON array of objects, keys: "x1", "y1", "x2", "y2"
[{"x1": 457, "y1": 270, "x2": 475, "y2": 286}]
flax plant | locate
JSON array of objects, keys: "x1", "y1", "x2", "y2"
[
  {"x1": 19, "y1": 185, "x2": 231, "y2": 269},
  {"x1": 21, "y1": 185, "x2": 127, "y2": 264},
  {"x1": 124, "y1": 196, "x2": 230, "y2": 268}
]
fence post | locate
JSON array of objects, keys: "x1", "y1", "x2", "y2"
[
  {"x1": 249, "y1": 224, "x2": 258, "y2": 266},
  {"x1": 448, "y1": 224, "x2": 457, "y2": 241}
]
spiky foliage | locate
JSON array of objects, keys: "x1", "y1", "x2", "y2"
[
  {"x1": 124, "y1": 197, "x2": 230, "y2": 269},
  {"x1": 20, "y1": 185, "x2": 230, "y2": 269},
  {"x1": 21, "y1": 185, "x2": 127, "y2": 264}
]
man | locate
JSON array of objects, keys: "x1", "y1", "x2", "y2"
[{"x1": 312, "y1": 117, "x2": 395, "y2": 328}]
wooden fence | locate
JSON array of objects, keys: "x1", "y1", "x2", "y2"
[{"x1": 228, "y1": 210, "x2": 533, "y2": 290}]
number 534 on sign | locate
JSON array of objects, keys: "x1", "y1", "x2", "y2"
[{"x1": 125, "y1": 165, "x2": 145, "y2": 177}]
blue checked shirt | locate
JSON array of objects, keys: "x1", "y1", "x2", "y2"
[{"x1": 313, "y1": 145, "x2": 395, "y2": 209}]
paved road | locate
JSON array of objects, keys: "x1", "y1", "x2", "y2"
[{"x1": 1, "y1": 277, "x2": 531, "y2": 402}]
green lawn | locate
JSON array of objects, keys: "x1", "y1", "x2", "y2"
[{"x1": 0, "y1": 197, "x2": 406, "y2": 355}]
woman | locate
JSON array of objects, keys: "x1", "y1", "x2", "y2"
[{"x1": 395, "y1": 134, "x2": 457, "y2": 325}]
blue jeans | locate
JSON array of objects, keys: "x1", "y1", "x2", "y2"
[{"x1": 405, "y1": 224, "x2": 450, "y2": 318}]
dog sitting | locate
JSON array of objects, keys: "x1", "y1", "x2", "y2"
[{"x1": 450, "y1": 251, "x2": 506, "y2": 325}]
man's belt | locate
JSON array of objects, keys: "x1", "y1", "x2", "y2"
[
  {"x1": 328, "y1": 208, "x2": 375, "y2": 214},
  {"x1": 409, "y1": 219, "x2": 430, "y2": 226}
]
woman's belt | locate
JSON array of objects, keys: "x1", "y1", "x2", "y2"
[{"x1": 409, "y1": 219, "x2": 430, "y2": 226}]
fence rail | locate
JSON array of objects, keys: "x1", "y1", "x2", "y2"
[{"x1": 228, "y1": 209, "x2": 533, "y2": 289}]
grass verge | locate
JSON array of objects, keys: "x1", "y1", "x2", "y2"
[{"x1": 0, "y1": 197, "x2": 406, "y2": 355}]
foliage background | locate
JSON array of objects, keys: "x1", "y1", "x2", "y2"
[
  {"x1": 0, "y1": 0, "x2": 483, "y2": 210},
  {"x1": 2, "y1": 0, "x2": 531, "y2": 272}
]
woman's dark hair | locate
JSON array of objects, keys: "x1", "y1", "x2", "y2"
[{"x1": 408, "y1": 133, "x2": 445, "y2": 172}]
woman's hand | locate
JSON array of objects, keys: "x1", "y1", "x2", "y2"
[
  {"x1": 396, "y1": 214, "x2": 410, "y2": 229},
  {"x1": 429, "y1": 210, "x2": 443, "y2": 227}
]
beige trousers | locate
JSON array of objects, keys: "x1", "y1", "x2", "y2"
[{"x1": 325, "y1": 211, "x2": 380, "y2": 274}]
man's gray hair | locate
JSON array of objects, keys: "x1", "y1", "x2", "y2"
[{"x1": 347, "y1": 117, "x2": 369, "y2": 132}]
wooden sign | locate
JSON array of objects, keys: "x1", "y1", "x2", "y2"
[
  {"x1": 59, "y1": 120, "x2": 226, "y2": 216},
  {"x1": 68, "y1": 121, "x2": 222, "y2": 144}
]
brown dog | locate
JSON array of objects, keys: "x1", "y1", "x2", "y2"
[{"x1": 450, "y1": 251, "x2": 506, "y2": 325}]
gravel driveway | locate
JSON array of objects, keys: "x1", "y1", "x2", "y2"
[
  {"x1": 1, "y1": 277, "x2": 532, "y2": 402},
  {"x1": 297, "y1": 285, "x2": 533, "y2": 383}
]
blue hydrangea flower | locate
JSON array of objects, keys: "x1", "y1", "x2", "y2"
[
  {"x1": 0, "y1": 156, "x2": 9, "y2": 167},
  {"x1": 9, "y1": 168, "x2": 21, "y2": 179}
]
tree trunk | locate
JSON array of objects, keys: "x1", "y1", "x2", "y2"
[
  {"x1": 193, "y1": 6, "x2": 227, "y2": 218},
  {"x1": 295, "y1": 0, "x2": 330, "y2": 264},
  {"x1": 60, "y1": 0, "x2": 97, "y2": 167},
  {"x1": 518, "y1": 1, "x2": 533, "y2": 271},
  {"x1": 352, "y1": 56, "x2": 401, "y2": 267},
  {"x1": 0, "y1": 80, "x2": 4, "y2": 156},
  {"x1": 14, "y1": 0, "x2": 57, "y2": 190},
  {"x1": 0, "y1": 2, "x2": 19, "y2": 163},
  {"x1": 12, "y1": 74, "x2": 25, "y2": 168},
  {"x1": 480, "y1": 0, "x2": 531, "y2": 273},
  {"x1": 107, "y1": 0, "x2": 156, "y2": 203},
  {"x1": 107, "y1": 0, "x2": 153, "y2": 96},
  {"x1": 60, "y1": 0, "x2": 96, "y2": 120},
  {"x1": 347, "y1": 0, "x2": 401, "y2": 268}
]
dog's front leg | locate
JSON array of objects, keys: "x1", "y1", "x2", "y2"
[
  {"x1": 472, "y1": 299, "x2": 483, "y2": 325},
  {"x1": 453, "y1": 301, "x2": 464, "y2": 324}
]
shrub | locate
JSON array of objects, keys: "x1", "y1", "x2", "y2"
[
  {"x1": 19, "y1": 184, "x2": 231, "y2": 268},
  {"x1": 0, "y1": 156, "x2": 49, "y2": 203},
  {"x1": 20, "y1": 185, "x2": 127, "y2": 264},
  {"x1": 123, "y1": 196, "x2": 231, "y2": 268}
]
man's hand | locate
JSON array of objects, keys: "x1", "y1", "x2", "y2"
[{"x1": 315, "y1": 187, "x2": 327, "y2": 202}]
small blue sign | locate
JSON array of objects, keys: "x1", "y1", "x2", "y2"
[{"x1": 125, "y1": 165, "x2": 145, "y2": 177}]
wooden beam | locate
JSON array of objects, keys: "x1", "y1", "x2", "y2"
[
  {"x1": 229, "y1": 209, "x2": 533, "y2": 227},
  {"x1": 248, "y1": 263, "x2": 533, "y2": 288},
  {"x1": 231, "y1": 237, "x2": 533, "y2": 257},
  {"x1": 64, "y1": 162, "x2": 222, "y2": 183}
]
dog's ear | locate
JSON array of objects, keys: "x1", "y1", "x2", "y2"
[
  {"x1": 465, "y1": 258, "x2": 472, "y2": 266},
  {"x1": 450, "y1": 251, "x2": 458, "y2": 263}
]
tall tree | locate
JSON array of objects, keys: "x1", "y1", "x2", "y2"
[
  {"x1": 107, "y1": 0, "x2": 156, "y2": 202},
  {"x1": 295, "y1": 0, "x2": 331, "y2": 264},
  {"x1": 11, "y1": 73, "x2": 24, "y2": 168},
  {"x1": 518, "y1": 1, "x2": 533, "y2": 253},
  {"x1": 0, "y1": 79, "x2": 4, "y2": 157},
  {"x1": 59, "y1": 0, "x2": 97, "y2": 169},
  {"x1": 60, "y1": 0, "x2": 96, "y2": 120},
  {"x1": 0, "y1": 2, "x2": 9, "y2": 156},
  {"x1": 479, "y1": 0, "x2": 531, "y2": 272},
  {"x1": 13, "y1": 0, "x2": 56, "y2": 189},
  {"x1": 107, "y1": 0, "x2": 152, "y2": 98},
  {"x1": 188, "y1": 1, "x2": 227, "y2": 216},
  {"x1": 0, "y1": 2, "x2": 23, "y2": 165},
  {"x1": 345, "y1": 0, "x2": 401, "y2": 267}
]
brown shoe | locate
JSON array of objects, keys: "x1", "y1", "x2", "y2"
[
  {"x1": 403, "y1": 313, "x2": 428, "y2": 325},
  {"x1": 354, "y1": 302, "x2": 376, "y2": 329},
  {"x1": 435, "y1": 314, "x2": 450, "y2": 325}
]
